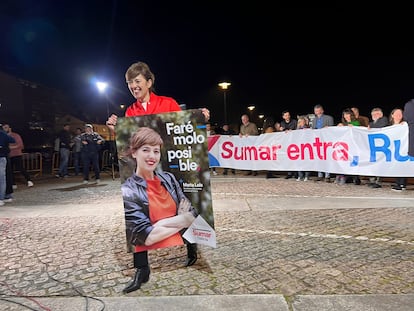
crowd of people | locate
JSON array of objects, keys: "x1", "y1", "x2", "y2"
[
  {"x1": 0, "y1": 123, "x2": 35, "y2": 206},
  {"x1": 105, "y1": 61, "x2": 209, "y2": 294},
  {"x1": 1, "y1": 59, "x2": 413, "y2": 297},
  {"x1": 0, "y1": 121, "x2": 108, "y2": 205}
]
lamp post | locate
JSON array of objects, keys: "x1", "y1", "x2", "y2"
[
  {"x1": 218, "y1": 82, "x2": 231, "y2": 124},
  {"x1": 247, "y1": 105, "x2": 256, "y2": 124}
]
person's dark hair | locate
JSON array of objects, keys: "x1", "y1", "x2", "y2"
[
  {"x1": 125, "y1": 127, "x2": 163, "y2": 158},
  {"x1": 341, "y1": 108, "x2": 357, "y2": 124},
  {"x1": 125, "y1": 62, "x2": 155, "y2": 93}
]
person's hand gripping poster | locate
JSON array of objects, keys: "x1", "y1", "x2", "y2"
[{"x1": 115, "y1": 109, "x2": 216, "y2": 259}]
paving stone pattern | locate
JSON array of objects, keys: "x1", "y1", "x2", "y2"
[{"x1": 0, "y1": 173, "x2": 413, "y2": 303}]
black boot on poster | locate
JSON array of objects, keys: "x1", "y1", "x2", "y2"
[
  {"x1": 122, "y1": 265, "x2": 150, "y2": 294},
  {"x1": 185, "y1": 243, "x2": 198, "y2": 267}
]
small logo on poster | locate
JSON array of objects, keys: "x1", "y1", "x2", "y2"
[{"x1": 182, "y1": 182, "x2": 204, "y2": 193}]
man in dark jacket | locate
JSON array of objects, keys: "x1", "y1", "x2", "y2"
[
  {"x1": 368, "y1": 107, "x2": 389, "y2": 188},
  {"x1": 56, "y1": 124, "x2": 73, "y2": 178},
  {"x1": 0, "y1": 125, "x2": 15, "y2": 205}
]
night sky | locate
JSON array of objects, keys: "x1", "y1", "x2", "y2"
[{"x1": 1, "y1": 1, "x2": 414, "y2": 127}]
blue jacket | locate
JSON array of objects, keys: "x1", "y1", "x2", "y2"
[
  {"x1": 80, "y1": 132, "x2": 104, "y2": 154},
  {"x1": 122, "y1": 170, "x2": 197, "y2": 246},
  {"x1": 0, "y1": 131, "x2": 15, "y2": 157},
  {"x1": 404, "y1": 99, "x2": 414, "y2": 156}
]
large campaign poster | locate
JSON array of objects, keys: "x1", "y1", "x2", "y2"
[{"x1": 115, "y1": 109, "x2": 216, "y2": 253}]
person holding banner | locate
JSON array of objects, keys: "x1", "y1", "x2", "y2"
[
  {"x1": 206, "y1": 123, "x2": 218, "y2": 176},
  {"x1": 368, "y1": 107, "x2": 389, "y2": 188},
  {"x1": 239, "y1": 114, "x2": 259, "y2": 176},
  {"x1": 221, "y1": 124, "x2": 236, "y2": 176},
  {"x1": 311, "y1": 104, "x2": 334, "y2": 182},
  {"x1": 106, "y1": 61, "x2": 208, "y2": 294},
  {"x1": 263, "y1": 117, "x2": 278, "y2": 179},
  {"x1": 296, "y1": 116, "x2": 311, "y2": 181},
  {"x1": 403, "y1": 99, "x2": 414, "y2": 158},
  {"x1": 121, "y1": 127, "x2": 198, "y2": 293},
  {"x1": 351, "y1": 106, "x2": 369, "y2": 127},
  {"x1": 106, "y1": 61, "x2": 209, "y2": 132},
  {"x1": 280, "y1": 110, "x2": 298, "y2": 180}
]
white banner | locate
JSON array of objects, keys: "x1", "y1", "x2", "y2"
[
  {"x1": 183, "y1": 215, "x2": 216, "y2": 248},
  {"x1": 208, "y1": 124, "x2": 414, "y2": 177}
]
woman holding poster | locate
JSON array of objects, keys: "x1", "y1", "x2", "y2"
[
  {"x1": 121, "y1": 127, "x2": 198, "y2": 293},
  {"x1": 106, "y1": 61, "x2": 209, "y2": 294}
]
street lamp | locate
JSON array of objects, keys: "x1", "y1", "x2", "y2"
[
  {"x1": 218, "y1": 82, "x2": 231, "y2": 124},
  {"x1": 96, "y1": 81, "x2": 116, "y2": 180},
  {"x1": 96, "y1": 81, "x2": 109, "y2": 118}
]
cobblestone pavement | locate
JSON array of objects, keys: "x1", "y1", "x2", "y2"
[{"x1": 0, "y1": 171, "x2": 413, "y2": 308}]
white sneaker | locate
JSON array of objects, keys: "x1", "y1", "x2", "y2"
[
  {"x1": 83, "y1": 180, "x2": 89, "y2": 185},
  {"x1": 304, "y1": 177, "x2": 309, "y2": 182},
  {"x1": 27, "y1": 181, "x2": 34, "y2": 187},
  {"x1": 0, "y1": 201, "x2": 4, "y2": 206},
  {"x1": 212, "y1": 171, "x2": 218, "y2": 176},
  {"x1": 296, "y1": 177, "x2": 301, "y2": 181},
  {"x1": 3, "y1": 198, "x2": 13, "y2": 203},
  {"x1": 96, "y1": 179, "x2": 100, "y2": 184},
  {"x1": 12, "y1": 184, "x2": 17, "y2": 190}
]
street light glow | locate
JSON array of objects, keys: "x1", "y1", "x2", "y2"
[
  {"x1": 96, "y1": 81, "x2": 108, "y2": 93},
  {"x1": 218, "y1": 81, "x2": 231, "y2": 124}
]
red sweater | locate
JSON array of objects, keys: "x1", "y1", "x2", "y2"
[{"x1": 134, "y1": 178, "x2": 183, "y2": 251}]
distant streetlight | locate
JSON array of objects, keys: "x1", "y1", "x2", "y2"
[
  {"x1": 218, "y1": 82, "x2": 231, "y2": 124},
  {"x1": 247, "y1": 106, "x2": 257, "y2": 123},
  {"x1": 96, "y1": 81, "x2": 109, "y2": 118}
]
